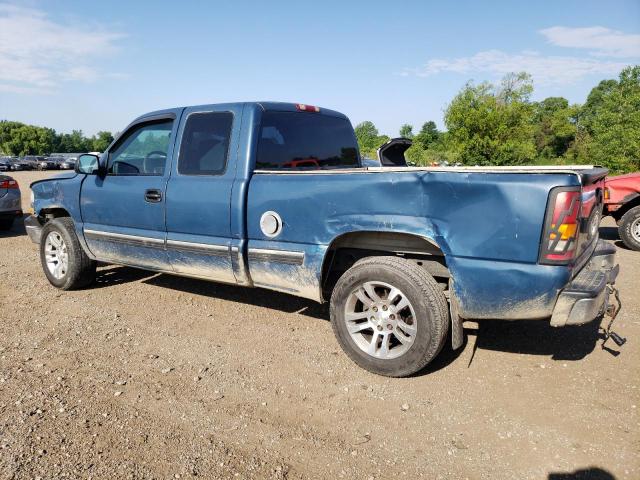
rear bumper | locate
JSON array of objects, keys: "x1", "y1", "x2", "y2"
[
  {"x1": 24, "y1": 214, "x2": 43, "y2": 244},
  {"x1": 550, "y1": 240, "x2": 618, "y2": 327}
]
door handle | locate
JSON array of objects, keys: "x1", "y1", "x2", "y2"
[{"x1": 144, "y1": 189, "x2": 163, "y2": 203}]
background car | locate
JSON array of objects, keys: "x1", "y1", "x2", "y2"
[
  {"x1": 0, "y1": 174, "x2": 22, "y2": 230},
  {"x1": 604, "y1": 172, "x2": 640, "y2": 251},
  {"x1": 16, "y1": 156, "x2": 37, "y2": 170},
  {"x1": 36, "y1": 156, "x2": 60, "y2": 170},
  {"x1": 9, "y1": 158, "x2": 26, "y2": 171},
  {"x1": 361, "y1": 157, "x2": 381, "y2": 167},
  {"x1": 0, "y1": 157, "x2": 12, "y2": 171},
  {"x1": 47, "y1": 156, "x2": 65, "y2": 169},
  {"x1": 58, "y1": 157, "x2": 76, "y2": 169}
]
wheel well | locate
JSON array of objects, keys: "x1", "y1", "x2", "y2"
[
  {"x1": 321, "y1": 231, "x2": 449, "y2": 301},
  {"x1": 611, "y1": 195, "x2": 640, "y2": 222},
  {"x1": 39, "y1": 208, "x2": 71, "y2": 222}
]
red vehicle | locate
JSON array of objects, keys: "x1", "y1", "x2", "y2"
[{"x1": 604, "y1": 172, "x2": 640, "y2": 250}]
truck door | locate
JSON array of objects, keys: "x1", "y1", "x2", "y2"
[
  {"x1": 164, "y1": 105, "x2": 241, "y2": 283},
  {"x1": 80, "y1": 112, "x2": 181, "y2": 270}
]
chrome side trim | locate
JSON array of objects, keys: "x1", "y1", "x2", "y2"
[
  {"x1": 94, "y1": 259, "x2": 239, "y2": 286},
  {"x1": 166, "y1": 239, "x2": 229, "y2": 256},
  {"x1": 247, "y1": 248, "x2": 305, "y2": 265},
  {"x1": 84, "y1": 229, "x2": 165, "y2": 249},
  {"x1": 230, "y1": 244, "x2": 252, "y2": 285},
  {"x1": 253, "y1": 282, "x2": 298, "y2": 293},
  {"x1": 84, "y1": 229, "x2": 234, "y2": 258}
]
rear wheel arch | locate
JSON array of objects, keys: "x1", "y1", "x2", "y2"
[
  {"x1": 611, "y1": 195, "x2": 640, "y2": 223},
  {"x1": 320, "y1": 230, "x2": 450, "y2": 301}
]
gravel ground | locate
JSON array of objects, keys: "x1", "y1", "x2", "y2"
[{"x1": 1, "y1": 170, "x2": 638, "y2": 479}]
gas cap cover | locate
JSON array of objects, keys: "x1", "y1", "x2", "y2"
[{"x1": 260, "y1": 211, "x2": 282, "y2": 237}]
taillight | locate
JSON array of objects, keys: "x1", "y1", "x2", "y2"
[
  {"x1": 604, "y1": 187, "x2": 610, "y2": 200},
  {"x1": 296, "y1": 103, "x2": 320, "y2": 112},
  {"x1": 539, "y1": 188, "x2": 581, "y2": 264},
  {"x1": 0, "y1": 179, "x2": 19, "y2": 189}
]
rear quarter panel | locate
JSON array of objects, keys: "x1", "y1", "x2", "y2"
[{"x1": 247, "y1": 169, "x2": 579, "y2": 318}]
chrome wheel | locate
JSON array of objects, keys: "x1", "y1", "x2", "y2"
[
  {"x1": 344, "y1": 281, "x2": 417, "y2": 359},
  {"x1": 44, "y1": 231, "x2": 68, "y2": 280},
  {"x1": 632, "y1": 217, "x2": 640, "y2": 242}
]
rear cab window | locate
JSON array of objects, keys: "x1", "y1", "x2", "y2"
[{"x1": 256, "y1": 112, "x2": 360, "y2": 170}]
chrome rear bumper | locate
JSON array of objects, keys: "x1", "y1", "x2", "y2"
[{"x1": 550, "y1": 240, "x2": 618, "y2": 327}]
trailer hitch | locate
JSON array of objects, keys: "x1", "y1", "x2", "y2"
[{"x1": 602, "y1": 284, "x2": 626, "y2": 352}]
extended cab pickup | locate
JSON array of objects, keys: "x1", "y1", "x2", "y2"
[{"x1": 26, "y1": 102, "x2": 619, "y2": 377}]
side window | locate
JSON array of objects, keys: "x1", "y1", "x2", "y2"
[
  {"x1": 178, "y1": 112, "x2": 233, "y2": 175},
  {"x1": 108, "y1": 120, "x2": 173, "y2": 176}
]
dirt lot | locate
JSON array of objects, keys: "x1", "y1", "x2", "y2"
[{"x1": 1, "y1": 170, "x2": 638, "y2": 479}]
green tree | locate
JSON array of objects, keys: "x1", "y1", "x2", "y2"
[
  {"x1": 414, "y1": 121, "x2": 440, "y2": 150},
  {"x1": 354, "y1": 121, "x2": 379, "y2": 148},
  {"x1": 533, "y1": 97, "x2": 577, "y2": 159},
  {"x1": 497, "y1": 72, "x2": 533, "y2": 104},
  {"x1": 57, "y1": 130, "x2": 93, "y2": 152},
  {"x1": 444, "y1": 72, "x2": 536, "y2": 165},
  {"x1": 91, "y1": 131, "x2": 114, "y2": 152},
  {"x1": 399, "y1": 124, "x2": 414, "y2": 138},
  {"x1": 0, "y1": 121, "x2": 57, "y2": 156},
  {"x1": 577, "y1": 65, "x2": 640, "y2": 173},
  {"x1": 354, "y1": 121, "x2": 389, "y2": 158}
]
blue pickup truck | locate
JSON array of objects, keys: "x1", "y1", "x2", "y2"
[{"x1": 25, "y1": 102, "x2": 620, "y2": 377}]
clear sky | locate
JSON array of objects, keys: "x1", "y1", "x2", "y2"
[{"x1": 1, "y1": 0, "x2": 639, "y2": 136}]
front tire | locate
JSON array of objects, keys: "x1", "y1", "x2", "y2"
[
  {"x1": 618, "y1": 205, "x2": 640, "y2": 251},
  {"x1": 39, "y1": 217, "x2": 96, "y2": 289},
  {"x1": 330, "y1": 256, "x2": 449, "y2": 377}
]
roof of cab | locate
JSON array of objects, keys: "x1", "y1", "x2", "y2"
[{"x1": 137, "y1": 101, "x2": 348, "y2": 123}]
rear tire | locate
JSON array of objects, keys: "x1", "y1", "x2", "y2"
[
  {"x1": 330, "y1": 256, "x2": 449, "y2": 377},
  {"x1": 0, "y1": 218, "x2": 14, "y2": 231},
  {"x1": 618, "y1": 205, "x2": 640, "y2": 251},
  {"x1": 39, "y1": 217, "x2": 96, "y2": 290}
]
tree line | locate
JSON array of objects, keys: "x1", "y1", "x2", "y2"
[
  {"x1": 0, "y1": 121, "x2": 114, "y2": 156},
  {"x1": 2, "y1": 66, "x2": 638, "y2": 172},
  {"x1": 356, "y1": 65, "x2": 640, "y2": 174}
]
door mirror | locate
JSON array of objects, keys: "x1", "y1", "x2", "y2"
[{"x1": 75, "y1": 154, "x2": 100, "y2": 174}]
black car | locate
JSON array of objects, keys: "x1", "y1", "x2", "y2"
[
  {"x1": 10, "y1": 158, "x2": 27, "y2": 171},
  {"x1": 17, "y1": 156, "x2": 38, "y2": 170},
  {"x1": 59, "y1": 157, "x2": 76, "y2": 169},
  {"x1": 35, "y1": 156, "x2": 59, "y2": 170},
  {"x1": 0, "y1": 157, "x2": 12, "y2": 172}
]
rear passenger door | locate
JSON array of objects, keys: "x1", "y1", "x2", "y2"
[{"x1": 164, "y1": 105, "x2": 241, "y2": 283}]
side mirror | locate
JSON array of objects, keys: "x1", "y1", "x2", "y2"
[{"x1": 75, "y1": 154, "x2": 100, "y2": 175}]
